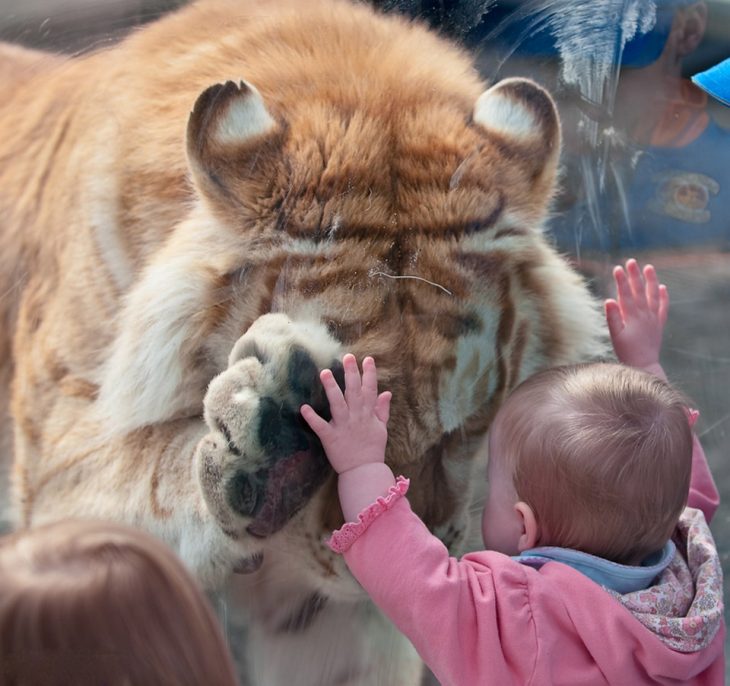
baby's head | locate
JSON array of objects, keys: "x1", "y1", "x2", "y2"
[{"x1": 482, "y1": 363, "x2": 692, "y2": 564}]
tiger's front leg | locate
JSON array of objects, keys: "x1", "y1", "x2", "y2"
[{"x1": 195, "y1": 313, "x2": 343, "y2": 542}]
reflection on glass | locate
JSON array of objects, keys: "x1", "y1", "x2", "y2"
[
  {"x1": 473, "y1": 5, "x2": 730, "y2": 683},
  {"x1": 0, "y1": 0, "x2": 728, "y2": 684}
]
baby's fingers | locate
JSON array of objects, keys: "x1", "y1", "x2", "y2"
[
  {"x1": 605, "y1": 299, "x2": 625, "y2": 340},
  {"x1": 625, "y1": 259, "x2": 647, "y2": 304},
  {"x1": 374, "y1": 391, "x2": 391, "y2": 425},
  {"x1": 658, "y1": 284, "x2": 669, "y2": 325},
  {"x1": 643, "y1": 264, "x2": 660, "y2": 311},
  {"x1": 361, "y1": 356, "x2": 379, "y2": 405},
  {"x1": 320, "y1": 369, "x2": 347, "y2": 421},
  {"x1": 613, "y1": 265, "x2": 634, "y2": 310},
  {"x1": 300, "y1": 404, "x2": 331, "y2": 439},
  {"x1": 343, "y1": 353, "x2": 362, "y2": 403}
]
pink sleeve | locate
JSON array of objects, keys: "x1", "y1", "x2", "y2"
[
  {"x1": 331, "y1": 486, "x2": 537, "y2": 686},
  {"x1": 688, "y1": 431, "x2": 719, "y2": 522}
]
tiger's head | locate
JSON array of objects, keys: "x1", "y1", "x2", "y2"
[{"x1": 98, "y1": 2, "x2": 603, "y2": 576}]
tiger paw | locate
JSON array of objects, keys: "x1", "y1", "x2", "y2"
[{"x1": 196, "y1": 314, "x2": 343, "y2": 539}]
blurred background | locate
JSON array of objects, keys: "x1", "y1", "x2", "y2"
[{"x1": 0, "y1": 0, "x2": 728, "y2": 682}]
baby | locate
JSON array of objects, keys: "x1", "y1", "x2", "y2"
[{"x1": 302, "y1": 260, "x2": 724, "y2": 685}]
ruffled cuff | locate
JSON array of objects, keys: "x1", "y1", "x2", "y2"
[{"x1": 328, "y1": 476, "x2": 410, "y2": 554}]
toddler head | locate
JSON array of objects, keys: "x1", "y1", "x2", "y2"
[
  {"x1": 482, "y1": 363, "x2": 692, "y2": 564},
  {"x1": 0, "y1": 519, "x2": 238, "y2": 685}
]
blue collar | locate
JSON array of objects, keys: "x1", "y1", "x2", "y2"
[{"x1": 514, "y1": 540, "x2": 676, "y2": 594}]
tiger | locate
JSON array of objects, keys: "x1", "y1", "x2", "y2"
[{"x1": 0, "y1": 0, "x2": 607, "y2": 683}]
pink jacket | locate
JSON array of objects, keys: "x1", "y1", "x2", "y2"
[{"x1": 330, "y1": 434, "x2": 725, "y2": 685}]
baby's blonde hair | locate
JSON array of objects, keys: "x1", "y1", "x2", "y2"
[{"x1": 492, "y1": 363, "x2": 692, "y2": 564}]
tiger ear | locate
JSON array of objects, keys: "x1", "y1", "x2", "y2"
[
  {"x1": 186, "y1": 80, "x2": 285, "y2": 207},
  {"x1": 473, "y1": 78, "x2": 561, "y2": 183}
]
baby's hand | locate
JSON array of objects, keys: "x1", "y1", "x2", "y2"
[
  {"x1": 605, "y1": 259, "x2": 669, "y2": 373},
  {"x1": 301, "y1": 354, "x2": 391, "y2": 475}
]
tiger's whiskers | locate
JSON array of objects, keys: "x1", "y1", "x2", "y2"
[{"x1": 369, "y1": 270, "x2": 452, "y2": 295}]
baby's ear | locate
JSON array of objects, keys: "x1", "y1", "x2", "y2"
[
  {"x1": 515, "y1": 501, "x2": 541, "y2": 552},
  {"x1": 186, "y1": 80, "x2": 286, "y2": 211},
  {"x1": 473, "y1": 78, "x2": 561, "y2": 186}
]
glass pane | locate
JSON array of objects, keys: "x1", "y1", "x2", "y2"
[{"x1": 1, "y1": 1, "x2": 727, "y2": 683}]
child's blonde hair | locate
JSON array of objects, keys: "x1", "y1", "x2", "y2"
[
  {"x1": 0, "y1": 519, "x2": 239, "y2": 685},
  {"x1": 492, "y1": 363, "x2": 692, "y2": 564}
]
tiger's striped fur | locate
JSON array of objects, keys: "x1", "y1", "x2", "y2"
[{"x1": 0, "y1": 0, "x2": 606, "y2": 682}]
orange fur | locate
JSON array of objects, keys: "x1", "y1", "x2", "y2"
[{"x1": 0, "y1": 1, "x2": 606, "y2": 681}]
